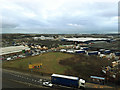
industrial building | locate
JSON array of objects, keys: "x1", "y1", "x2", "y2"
[
  {"x1": 61, "y1": 37, "x2": 111, "y2": 43},
  {"x1": 1, "y1": 45, "x2": 30, "y2": 56}
]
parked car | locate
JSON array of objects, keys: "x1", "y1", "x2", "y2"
[
  {"x1": 32, "y1": 53, "x2": 36, "y2": 56},
  {"x1": 18, "y1": 55, "x2": 25, "y2": 58},
  {"x1": 6, "y1": 57, "x2": 12, "y2": 61},
  {"x1": 60, "y1": 49, "x2": 66, "y2": 52},
  {"x1": 13, "y1": 56, "x2": 17, "y2": 59}
]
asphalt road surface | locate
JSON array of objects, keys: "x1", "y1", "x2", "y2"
[
  {"x1": 2, "y1": 70, "x2": 49, "y2": 88},
  {"x1": 2, "y1": 78, "x2": 36, "y2": 88},
  {"x1": 2, "y1": 69, "x2": 116, "y2": 90},
  {"x1": 2, "y1": 69, "x2": 81, "y2": 90}
]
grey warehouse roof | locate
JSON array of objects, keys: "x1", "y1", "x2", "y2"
[
  {"x1": 62, "y1": 37, "x2": 110, "y2": 42},
  {"x1": 1, "y1": 46, "x2": 30, "y2": 55}
]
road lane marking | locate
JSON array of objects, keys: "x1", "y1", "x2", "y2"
[{"x1": 9, "y1": 79, "x2": 48, "y2": 88}]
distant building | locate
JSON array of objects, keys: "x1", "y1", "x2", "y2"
[
  {"x1": 33, "y1": 36, "x2": 54, "y2": 40},
  {"x1": 1, "y1": 45, "x2": 30, "y2": 56},
  {"x1": 61, "y1": 37, "x2": 111, "y2": 43}
]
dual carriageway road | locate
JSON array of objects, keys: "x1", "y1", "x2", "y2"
[{"x1": 1, "y1": 69, "x2": 115, "y2": 90}]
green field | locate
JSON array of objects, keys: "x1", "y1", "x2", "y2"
[
  {"x1": 3, "y1": 52, "x2": 74, "y2": 74},
  {"x1": 3, "y1": 52, "x2": 113, "y2": 80}
]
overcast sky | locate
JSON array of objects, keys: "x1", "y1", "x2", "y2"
[{"x1": 0, "y1": 0, "x2": 118, "y2": 34}]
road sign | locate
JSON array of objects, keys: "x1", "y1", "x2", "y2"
[
  {"x1": 29, "y1": 64, "x2": 33, "y2": 69},
  {"x1": 29, "y1": 63, "x2": 42, "y2": 69},
  {"x1": 32, "y1": 63, "x2": 42, "y2": 66},
  {"x1": 32, "y1": 63, "x2": 42, "y2": 68}
]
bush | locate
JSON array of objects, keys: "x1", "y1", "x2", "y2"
[{"x1": 59, "y1": 54, "x2": 113, "y2": 80}]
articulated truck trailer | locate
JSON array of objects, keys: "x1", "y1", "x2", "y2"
[{"x1": 51, "y1": 74, "x2": 85, "y2": 89}]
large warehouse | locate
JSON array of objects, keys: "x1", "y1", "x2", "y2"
[
  {"x1": 1, "y1": 45, "x2": 30, "y2": 56},
  {"x1": 61, "y1": 37, "x2": 111, "y2": 43}
]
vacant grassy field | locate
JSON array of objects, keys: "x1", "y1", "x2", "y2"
[
  {"x1": 3, "y1": 52, "x2": 113, "y2": 80},
  {"x1": 3, "y1": 52, "x2": 74, "y2": 74},
  {"x1": 59, "y1": 55, "x2": 113, "y2": 80}
]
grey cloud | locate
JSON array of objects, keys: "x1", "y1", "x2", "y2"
[
  {"x1": 2, "y1": 23, "x2": 18, "y2": 28},
  {"x1": 1, "y1": 0, "x2": 118, "y2": 34}
]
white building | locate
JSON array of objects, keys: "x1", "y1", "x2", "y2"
[{"x1": 1, "y1": 45, "x2": 30, "y2": 56}]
